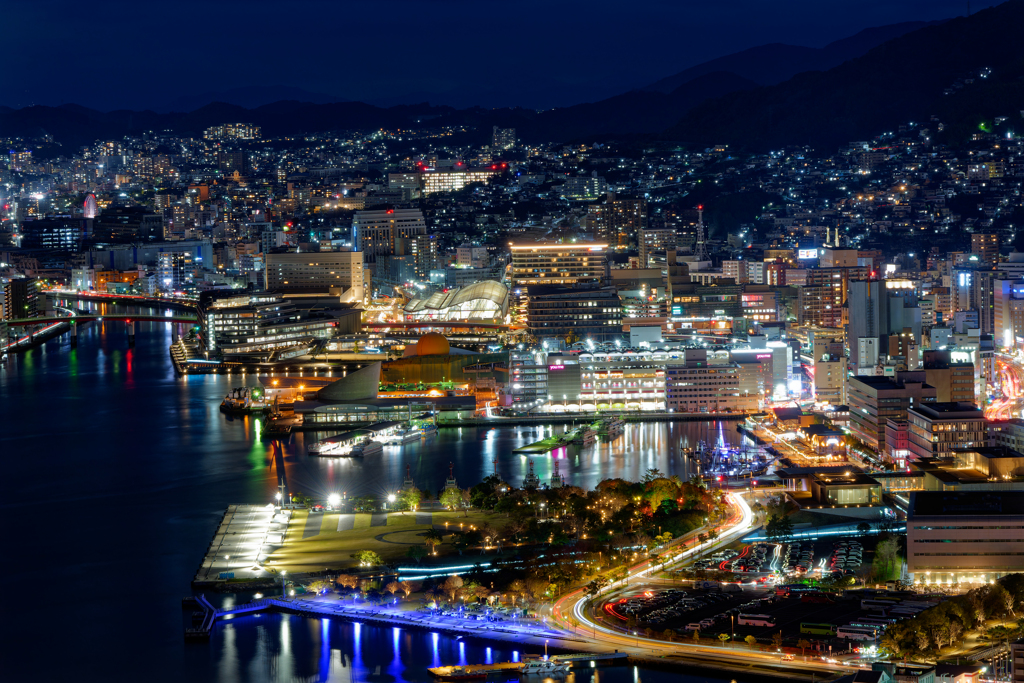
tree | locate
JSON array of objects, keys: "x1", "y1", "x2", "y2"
[
  {"x1": 353, "y1": 550, "x2": 383, "y2": 567},
  {"x1": 306, "y1": 579, "x2": 333, "y2": 595},
  {"x1": 400, "y1": 487, "x2": 423, "y2": 513},
  {"x1": 407, "y1": 545, "x2": 427, "y2": 563},
  {"x1": 771, "y1": 631, "x2": 783, "y2": 650},
  {"x1": 664, "y1": 629, "x2": 677, "y2": 642},
  {"x1": 718, "y1": 633, "x2": 731, "y2": 646},
  {"x1": 442, "y1": 575, "x2": 464, "y2": 603},
  {"x1": 567, "y1": 616, "x2": 579, "y2": 633},
  {"x1": 693, "y1": 629, "x2": 700, "y2": 642},
  {"x1": 765, "y1": 514, "x2": 793, "y2": 542},
  {"x1": 697, "y1": 532, "x2": 709, "y2": 558},
  {"x1": 400, "y1": 580, "x2": 414, "y2": 598},
  {"x1": 745, "y1": 635, "x2": 758, "y2": 648},
  {"x1": 857, "y1": 521, "x2": 872, "y2": 535},
  {"x1": 336, "y1": 574, "x2": 359, "y2": 591},
  {"x1": 643, "y1": 627, "x2": 654, "y2": 639},
  {"x1": 797, "y1": 639, "x2": 812, "y2": 657},
  {"x1": 440, "y1": 487, "x2": 464, "y2": 512},
  {"x1": 385, "y1": 581, "x2": 402, "y2": 598},
  {"x1": 642, "y1": 468, "x2": 664, "y2": 483},
  {"x1": 586, "y1": 578, "x2": 609, "y2": 598},
  {"x1": 424, "y1": 528, "x2": 444, "y2": 554}
]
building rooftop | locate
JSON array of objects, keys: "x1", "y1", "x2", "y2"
[
  {"x1": 908, "y1": 401, "x2": 983, "y2": 419},
  {"x1": 909, "y1": 491, "x2": 1024, "y2": 517}
]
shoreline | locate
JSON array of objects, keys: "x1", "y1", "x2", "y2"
[{"x1": 207, "y1": 595, "x2": 840, "y2": 682}]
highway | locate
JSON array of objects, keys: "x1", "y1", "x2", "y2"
[{"x1": 551, "y1": 491, "x2": 859, "y2": 679}]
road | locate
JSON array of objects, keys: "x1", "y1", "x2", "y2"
[
  {"x1": 987, "y1": 353, "x2": 1024, "y2": 420},
  {"x1": 551, "y1": 491, "x2": 859, "y2": 679}
]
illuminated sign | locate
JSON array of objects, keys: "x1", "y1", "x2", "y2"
[
  {"x1": 755, "y1": 353, "x2": 772, "y2": 360},
  {"x1": 798, "y1": 249, "x2": 818, "y2": 259},
  {"x1": 548, "y1": 365, "x2": 564, "y2": 370}
]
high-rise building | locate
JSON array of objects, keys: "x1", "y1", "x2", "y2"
[
  {"x1": 203, "y1": 123, "x2": 262, "y2": 140},
  {"x1": 353, "y1": 209, "x2": 427, "y2": 263},
  {"x1": 524, "y1": 283, "x2": 621, "y2": 341},
  {"x1": 587, "y1": 196, "x2": 648, "y2": 248},
  {"x1": 798, "y1": 267, "x2": 853, "y2": 329},
  {"x1": 848, "y1": 373, "x2": 938, "y2": 452},
  {"x1": 491, "y1": 126, "x2": 516, "y2": 150},
  {"x1": 3, "y1": 278, "x2": 41, "y2": 320},
  {"x1": 562, "y1": 176, "x2": 607, "y2": 201},
  {"x1": 510, "y1": 242, "x2": 607, "y2": 288},
  {"x1": 456, "y1": 243, "x2": 488, "y2": 269},
  {"x1": 907, "y1": 402, "x2": 987, "y2": 462},
  {"x1": 396, "y1": 235, "x2": 438, "y2": 279},
  {"x1": 18, "y1": 216, "x2": 86, "y2": 251},
  {"x1": 972, "y1": 233, "x2": 1000, "y2": 264},
  {"x1": 665, "y1": 349, "x2": 758, "y2": 413},
  {"x1": 420, "y1": 167, "x2": 501, "y2": 194},
  {"x1": 264, "y1": 251, "x2": 364, "y2": 300},
  {"x1": 157, "y1": 252, "x2": 194, "y2": 293},
  {"x1": 639, "y1": 227, "x2": 676, "y2": 268}
]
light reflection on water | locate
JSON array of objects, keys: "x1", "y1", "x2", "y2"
[
  {"x1": 0, "y1": 305, "x2": 750, "y2": 683},
  {"x1": 201, "y1": 612, "x2": 733, "y2": 683}
]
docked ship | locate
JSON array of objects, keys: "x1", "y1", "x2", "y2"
[
  {"x1": 569, "y1": 426, "x2": 596, "y2": 445},
  {"x1": 350, "y1": 438, "x2": 384, "y2": 457},
  {"x1": 220, "y1": 386, "x2": 272, "y2": 414}
]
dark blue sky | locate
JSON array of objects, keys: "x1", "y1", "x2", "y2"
[{"x1": 7, "y1": 0, "x2": 1004, "y2": 111}]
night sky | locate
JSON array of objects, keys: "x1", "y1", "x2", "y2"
[{"x1": 6, "y1": 0, "x2": 1005, "y2": 112}]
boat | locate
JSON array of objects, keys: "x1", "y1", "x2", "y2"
[
  {"x1": 220, "y1": 386, "x2": 272, "y2": 414},
  {"x1": 420, "y1": 422, "x2": 438, "y2": 435},
  {"x1": 350, "y1": 439, "x2": 384, "y2": 457},
  {"x1": 569, "y1": 427, "x2": 596, "y2": 445},
  {"x1": 427, "y1": 666, "x2": 487, "y2": 681},
  {"x1": 520, "y1": 659, "x2": 571, "y2": 677},
  {"x1": 390, "y1": 425, "x2": 423, "y2": 443}
]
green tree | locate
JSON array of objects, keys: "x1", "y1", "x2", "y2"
[
  {"x1": 664, "y1": 629, "x2": 677, "y2": 642},
  {"x1": 718, "y1": 633, "x2": 731, "y2": 646},
  {"x1": 424, "y1": 528, "x2": 444, "y2": 554},
  {"x1": 406, "y1": 545, "x2": 427, "y2": 563},
  {"x1": 745, "y1": 635, "x2": 758, "y2": 648},
  {"x1": 693, "y1": 629, "x2": 700, "y2": 642},
  {"x1": 400, "y1": 487, "x2": 423, "y2": 512},
  {"x1": 797, "y1": 639, "x2": 812, "y2": 657},
  {"x1": 440, "y1": 487, "x2": 464, "y2": 512},
  {"x1": 353, "y1": 550, "x2": 383, "y2": 567},
  {"x1": 642, "y1": 468, "x2": 664, "y2": 483}
]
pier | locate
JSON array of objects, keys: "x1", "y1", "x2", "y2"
[{"x1": 193, "y1": 505, "x2": 292, "y2": 585}]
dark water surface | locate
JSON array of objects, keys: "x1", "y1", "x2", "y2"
[{"x1": 0, "y1": 306, "x2": 747, "y2": 682}]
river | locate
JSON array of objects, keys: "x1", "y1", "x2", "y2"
[{"x1": 0, "y1": 304, "x2": 750, "y2": 682}]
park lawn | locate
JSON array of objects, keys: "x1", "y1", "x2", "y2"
[{"x1": 269, "y1": 509, "x2": 514, "y2": 573}]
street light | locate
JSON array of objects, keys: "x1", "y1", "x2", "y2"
[{"x1": 328, "y1": 493, "x2": 341, "y2": 508}]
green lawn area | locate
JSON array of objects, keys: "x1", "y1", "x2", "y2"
[{"x1": 268, "y1": 509, "x2": 513, "y2": 573}]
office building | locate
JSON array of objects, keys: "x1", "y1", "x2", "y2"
[
  {"x1": 18, "y1": 216, "x2": 86, "y2": 251},
  {"x1": 510, "y1": 242, "x2": 607, "y2": 287},
  {"x1": 456, "y1": 243, "x2": 488, "y2": 269},
  {"x1": 907, "y1": 491, "x2": 1024, "y2": 583},
  {"x1": 420, "y1": 167, "x2": 500, "y2": 194},
  {"x1": 578, "y1": 348, "x2": 667, "y2": 411},
  {"x1": 664, "y1": 349, "x2": 757, "y2": 413},
  {"x1": 264, "y1": 251, "x2": 364, "y2": 300},
  {"x1": 922, "y1": 349, "x2": 976, "y2": 403},
  {"x1": 907, "y1": 402, "x2": 987, "y2": 462},
  {"x1": 814, "y1": 352, "x2": 848, "y2": 406},
  {"x1": 524, "y1": 283, "x2": 622, "y2": 342},
  {"x1": 639, "y1": 226, "x2": 676, "y2": 267},
  {"x1": 798, "y1": 267, "x2": 850, "y2": 329},
  {"x1": 353, "y1": 209, "x2": 427, "y2": 262},
  {"x1": 848, "y1": 373, "x2": 938, "y2": 452},
  {"x1": 3, "y1": 278, "x2": 41, "y2": 320}
]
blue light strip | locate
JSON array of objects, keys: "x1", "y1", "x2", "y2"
[{"x1": 744, "y1": 525, "x2": 905, "y2": 542}]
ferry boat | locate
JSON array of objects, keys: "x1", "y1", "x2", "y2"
[
  {"x1": 388, "y1": 425, "x2": 423, "y2": 443},
  {"x1": 604, "y1": 417, "x2": 625, "y2": 435},
  {"x1": 350, "y1": 439, "x2": 384, "y2": 457}
]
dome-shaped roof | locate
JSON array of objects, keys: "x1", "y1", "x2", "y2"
[{"x1": 416, "y1": 333, "x2": 450, "y2": 356}]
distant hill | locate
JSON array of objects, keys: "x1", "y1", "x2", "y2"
[
  {"x1": 643, "y1": 21, "x2": 937, "y2": 93},
  {"x1": 157, "y1": 85, "x2": 346, "y2": 113},
  {"x1": 663, "y1": 0, "x2": 1024, "y2": 151}
]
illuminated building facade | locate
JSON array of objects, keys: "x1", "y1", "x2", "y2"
[{"x1": 509, "y1": 242, "x2": 607, "y2": 287}]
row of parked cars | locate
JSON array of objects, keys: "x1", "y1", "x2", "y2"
[
  {"x1": 623, "y1": 590, "x2": 733, "y2": 627},
  {"x1": 828, "y1": 540, "x2": 863, "y2": 576},
  {"x1": 684, "y1": 594, "x2": 777, "y2": 632},
  {"x1": 783, "y1": 542, "x2": 816, "y2": 574}
]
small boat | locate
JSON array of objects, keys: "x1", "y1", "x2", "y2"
[
  {"x1": 427, "y1": 666, "x2": 488, "y2": 680},
  {"x1": 520, "y1": 659, "x2": 571, "y2": 677},
  {"x1": 220, "y1": 386, "x2": 271, "y2": 414},
  {"x1": 350, "y1": 439, "x2": 384, "y2": 457}
]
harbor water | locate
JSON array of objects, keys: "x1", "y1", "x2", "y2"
[{"x1": 0, "y1": 305, "x2": 751, "y2": 682}]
